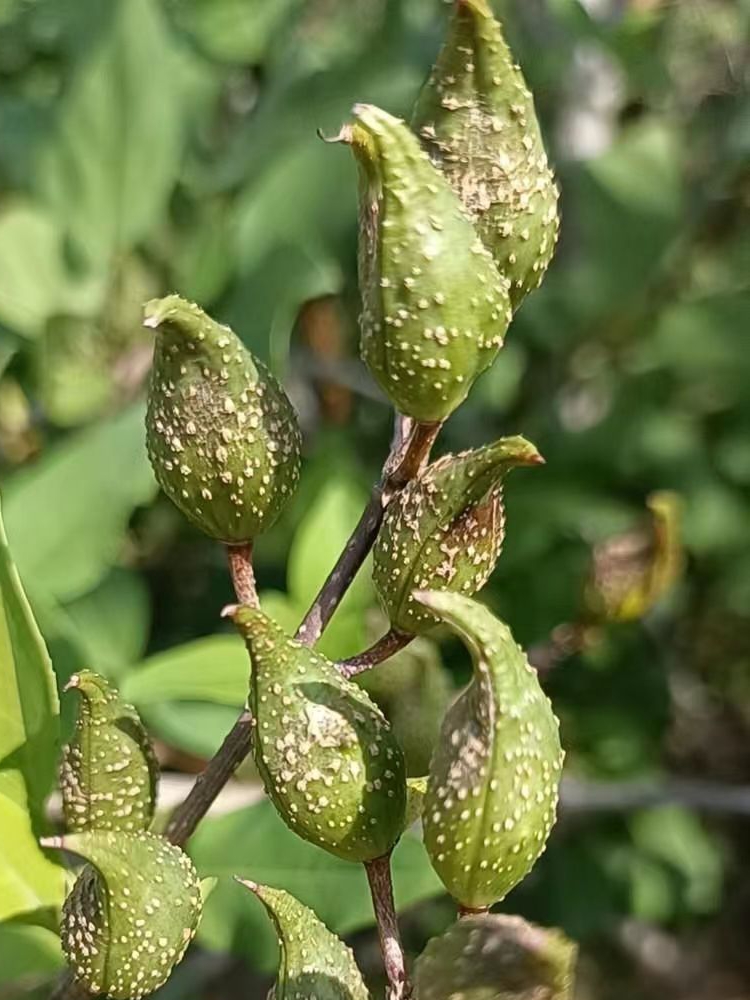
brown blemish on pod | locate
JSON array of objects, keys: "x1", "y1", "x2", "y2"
[
  {"x1": 42, "y1": 830, "x2": 202, "y2": 999},
  {"x1": 60, "y1": 671, "x2": 158, "y2": 834},
  {"x1": 415, "y1": 591, "x2": 564, "y2": 910},
  {"x1": 373, "y1": 435, "x2": 542, "y2": 634},
  {"x1": 411, "y1": 0, "x2": 560, "y2": 309},
  {"x1": 145, "y1": 295, "x2": 301, "y2": 544},
  {"x1": 230, "y1": 605, "x2": 407, "y2": 863}
]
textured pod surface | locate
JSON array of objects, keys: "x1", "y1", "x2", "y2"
[
  {"x1": 373, "y1": 436, "x2": 541, "y2": 634},
  {"x1": 418, "y1": 591, "x2": 563, "y2": 909},
  {"x1": 46, "y1": 830, "x2": 202, "y2": 999},
  {"x1": 60, "y1": 670, "x2": 158, "y2": 833},
  {"x1": 232, "y1": 606, "x2": 407, "y2": 862},
  {"x1": 411, "y1": 0, "x2": 559, "y2": 310},
  {"x1": 341, "y1": 103, "x2": 512, "y2": 422},
  {"x1": 584, "y1": 490, "x2": 683, "y2": 624},
  {"x1": 145, "y1": 294, "x2": 301, "y2": 543},
  {"x1": 414, "y1": 913, "x2": 576, "y2": 1000},
  {"x1": 238, "y1": 880, "x2": 369, "y2": 1000}
]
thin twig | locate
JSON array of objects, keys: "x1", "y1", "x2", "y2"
[
  {"x1": 339, "y1": 629, "x2": 413, "y2": 677},
  {"x1": 163, "y1": 710, "x2": 254, "y2": 847},
  {"x1": 162, "y1": 543, "x2": 260, "y2": 847},
  {"x1": 365, "y1": 853, "x2": 411, "y2": 1000},
  {"x1": 295, "y1": 418, "x2": 440, "y2": 647}
]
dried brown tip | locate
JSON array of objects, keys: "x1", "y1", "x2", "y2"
[{"x1": 234, "y1": 876, "x2": 259, "y2": 892}]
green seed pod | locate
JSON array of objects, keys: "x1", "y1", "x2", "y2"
[
  {"x1": 230, "y1": 605, "x2": 407, "y2": 863},
  {"x1": 237, "y1": 880, "x2": 369, "y2": 1000},
  {"x1": 373, "y1": 436, "x2": 542, "y2": 635},
  {"x1": 417, "y1": 591, "x2": 564, "y2": 910},
  {"x1": 145, "y1": 294, "x2": 301, "y2": 543},
  {"x1": 60, "y1": 670, "x2": 158, "y2": 833},
  {"x1": 42, "y1": 830, "x2": 202, "y2": 999},
  {"x1": 338, "y1": 103, "x2": 512, "y2": 422},
  {"x1": 414, "y1": 913, "x2": 577, "y2": 1000},
  {"x1": 411, "y1": 0, "x2": 560, "y2": 310},
  {"x1": 584, "y1": 490, "x2": 683, "y2": 624}
]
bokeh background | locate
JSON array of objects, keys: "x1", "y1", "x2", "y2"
[{"x1": 1, "y1": 0, "x2": 749, "y2": 997}]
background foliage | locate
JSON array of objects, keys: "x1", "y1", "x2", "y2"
[{"x1": 0, "y1": 0, "x2": 749, "y2": 997}]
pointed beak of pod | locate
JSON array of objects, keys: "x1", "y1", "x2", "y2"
[
  {"x1": 492, "y1": 435, "x2": 544, "y2": 468},
  {"x1": 223, "y1": 602, "x2": 266, "y2": 638},
  {"x1": 234, "y1": 876, "x2": 259, "y2": 892}
]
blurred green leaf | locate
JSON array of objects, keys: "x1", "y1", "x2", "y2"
[
  {"x1": 2, "y1": 402, "x2": 157, "y2": 603},
  {"x1": 122, "y1": 634, "x2": 247, "y2": 707},
  {"x1": 38, "y1": 0, "x2": 186, "y2": 265},
  {"x1": 628, "y1": 806, "x2": 724, "y2": 920},
  {"x1": 167, "y1": 0, "x2": 302, "y2": 64},
  {"x1": 0, "y1": 922, "x2": 64, "y2": 985},
  {"x1": 0, "y1": 499, "x2": 64, "y2": 921},
  {"x1": 0, "y1": 202, "x2": 103, "y2": 339},
  {"x1": 288, "y1": 476, "x2": 372, "y2": 613},
  {"x1": 190, "y1": 799, "x2": 442, "y2": 970},
  {"x1": 57, "y1": 568, "x2": 151, "y2": 680},
  {"x1": 139, "y1": 700, "x2": 241, "y2": 758}
]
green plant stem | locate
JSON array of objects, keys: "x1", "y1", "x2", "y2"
[
  {"x1": 365, "y1": 853, "x2": 411, "y2": 1000},
  {"x1": 339, "y1": 628, "x2": 413, "y2": 677}
]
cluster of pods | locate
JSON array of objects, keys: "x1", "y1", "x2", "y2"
[{"x1": 49, "y1": 1, "x2": 582, "y2": 997}]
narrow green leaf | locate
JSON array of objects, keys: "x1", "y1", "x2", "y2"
[
  {"x1": 414, "y1": 914, "x2": 577, "y2": 1000},
  {"x1": 0, "y1": 497, "x2": 64, "y2": 921},
  {"x1": 238, "y1": 881, "x2": 369, "y2": 1000}
]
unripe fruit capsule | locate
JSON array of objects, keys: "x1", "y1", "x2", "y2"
[
  {"x1": 43, "y1": 830, "x2": 202, "y2": 999},
  {"x1": 417, "y1": 591, "x2": 564, "y2": 910},
  {"x1": 230, "y1": 605, "x2": 407, "y2": 863},
  {"x1": 412, "y1": 0, "x2": 560, "y2": 310},
  {"x1": 334, "y1": 103, "x2": 512, "y2": 422},
  {"x1": 60, "y1": 671, "x2": 158, "y2": 833},
  {"x1": 145, "y1": 295, "x2": 301, "y2": 543},
  {"x1": 373, "y1": 435, "x2": 543, "y2": 634}
]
